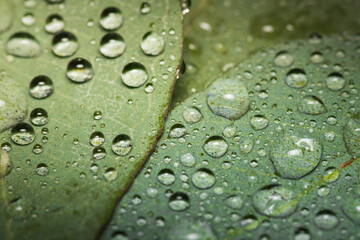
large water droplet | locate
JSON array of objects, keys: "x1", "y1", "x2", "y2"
[
  {"x1": 29, "y1": 75, "x2": 54, "y2": 99},
  {"x1": 298, "y1": 95, "x2": 326, "y2": 115},
  {"x1": 192, "y1": 169, "x2": 215, "y2": 189},
  {"x1": 274, "y1": 51, "x2": 294, "y2": 67},
  {"x1": 93, "y1": 147, "x2": 106, "y2": 160},
  {"x1": 285, "y1": 68, "x2": 308, "y2": 89},
  {"x1": 252, "y1": 185, "x2": 297, "y2": 217},
  {"x1": 52, "y1": 31, "x2": 78, "y2": 57},
  {"x1": 30, "y1": 108, "x2": 49, "y2": 126},
  {"x1": 182, "y1": 106, "x2": 202, "y2": 123},
  {"x1": 203, "y1": 136, "x2": 228, "y2": 158},
  {"x1": 67, "y1": 58, "x2": 94, "y2": 83},
  {"x1": 169, "y1": 124, "x2": 186, "y2": 138},
  {"x1": 141, "y1": 31, "x2": 165, "y2": 56},
  {"x1": 90, "y1": 131, "x2": 105, "y2": 147},
  {"x1": 169, "y1": 192, "x2": 190, "y2": 211},
  {"x1": 45, "y1": 14, "x2": 65, "y2": 34},
  {"x1": 250, "y1": 115, "x2": 269, "y2": 130},
  {"x1": 112, "y1": 134, "x2": 132, "y2": 156},
  {"x1": 36, "y1": 163, "x2": 49, "y2": 176},
  {"x1": 314, "y1": 210, "x2": 338, "y2": 230},
  {"x1": 121, "y1": 62, "x2": 148, "y2": 87},
  {"x1": 325, "y1": 72, "x2": 345, "y2": 91},
  {"x1": 344, "y1": 114, "x2": 360, "y2": 156},
  {"x1": 10, "y1": 122, "x2": 35, "y2": 145},
  {"x1": 157, "y1": 169, "x2": 175, "y2": 185},
  {"x1": 6, "y1": 32, "x2": 41, "y2": 58},
  {"x1": 100, "y1": 7, "x2": 123, "y2": 31},
  {"x1": 100, "y1": 33, "x2": 126, "y2": 58},
  {"x1": 270, "y1": 133, "x2": 322, "y2": 179},
  {"x1": 207, "y1": 78, "x2": 249, "y2": 120}
]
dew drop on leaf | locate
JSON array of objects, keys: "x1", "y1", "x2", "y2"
[
  {"x1": 298, "y1": 95, "x2": 326, "y2": 115},
  {"x1": 30, "y1": 108, "x2": 49, "y2": 126},
  {"x1": 100, "y1": 33, "x2": 126, "y2": 58},
  {"x1": 52, "y1": 31, "x2": 79, "y2": 57},
  {"x1": 66, "y1": 58, "x2": 94, "y2": 83},
  {"x1": 325, "y1": 72, "x2": 345, "y2": 91},
  {"x1": 112, "y1": 134, "x2": 132, "y2": 156},
  {"x1": 89, "y1": 131, "x2": 105, "y2": 147},
  {"x1": 250, "y1": 115, "x2": 269, "y2": 130},
  {"x1": 10, "y1": 122, "x2": 35, "y2": 146},
  {"x1": 169, "y1": 124, "x2": 186, "y2": 138},
  {"x1": 99, "y1": 7, "x2": 123, "y2": 31},
  {"x1": 274, "y1": 51, "x2": 294, "y2": 67},
  {"x1": 203, "y1": 136, "x2": 228, "y2": 158},
  {"x1": 45, "y1": 14, "x2": 65, "y2": 34},
  {"x1": 141, "y1": 31, "x2": 165, "y2": 56},
  {"x1": 285, "y1": 68, "x2": 308, "y2": 89},
  {"x1": 180, "y1": 153, "x2": 196, "y2": 167},
  {"x1": 121, "y1": 62, "x2": 148, "y2": 87},
  {"x1": 6, "y1": 32, "x2": 41, "y2": 58},
  {"x1": 157, "y1": 169, "x2": 175, "y2": 185},
  {"x1": 182, "y1": 106, "x2": 203, "y2": 123},
  {"x1": 36, "y1": 163, "x2": 49, "y2": 176},
  {"x1": 29, "y1": 75, "x2": 54, "y2": 99},
  {"x1": 314, "y1": 210, "x2": 339, "y2": 230},
  {"x1": 168, "y1": 192, "x2": 190, "y2": 211},
  {"x1": 191, "y1": 168, "x2": 215, "y2": 189}
]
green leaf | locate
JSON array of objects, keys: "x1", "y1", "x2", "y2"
[
  {"x1": 100, "y1": 34, "x2": 360, "y2": 239},
  {"x1": 0, "y1": 0, "x2": 183, "y2": 239},
  {"x1": 171, "y1": 0, "x2": 360, "y2": 107}
]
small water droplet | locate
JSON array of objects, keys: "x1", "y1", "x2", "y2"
[
  {"x1": 30, "y1": 108, "x2": 49, "y2": 126},
  {"x1": 239, "y1": 137, "x2": 254, "y2": 154},
  {"x1": 36, "y1": 163, "x2": 49, "y2": 176},
  {"x1": 169, "y1": 124, "x2": 186, "y2": 138},
  {"x1": 100, "y1": 33, "x2": 126, "y2": 58},
  {"x1": 141, "y1": 31, "x2": 165, "y2": 56},
  {"x1": 325, "y1": 72, "x2": 345, "y2": 91},
  {"x1": 89, "y1": 131, "x2": 105, "y2": 147},
  {"x1": 169, "y1": 192, "x2": 190, "y2": 211},
  {"x1": 180, "y1": 153, "x2": 196, "y2": 167},
  {"x1": 6, "y1": 32, "x2": 41, "y2": 58},
  {"x1": 10, "y1": 122, "x2": 35, "y2": 145},
  {"x1": 93, "y1": 147, "x2": 106, "y2": 160},
  {"x1": 274, "y1": 51, "x2": 294, "y2": 67},
  {"x1": 52, "y1": 31, "x2": 78, "y2": 58},
  {"x1": 21, "y1": 12, "x2": 35, "y2": 26},
  {"x1": 140, "y1": 2, "x2": 151, "y2": 14},
  {"x1": 157, "y1": 169, "x2": 175, "y2": 185},
  {"x1": 182, "y1": 106, "x2": 202, "y2": 124},
  {"x1": 314, "y1": 210, "x2": 338, "y2": 230},
  {"x1": 100, "y1": 7, "x2": 123, "y2": 31},
  {"x1": 32, "y1": 144, "x2": 43, "y2": 154},
  {"x1": 225, "y1": 195, "x2": 243, "y2": 210},
  {"x1": 203, "y1": 136, "x2": 228, "y2": 158},
  {"x1": 317, "y1": 185, "x2": 330, "y2": 197},
  {"x1": 104, "y1": 168, "x2": 118, "y2": 181},
  {"x1": 67, "y1": 58, "x2": 94, "y2": 83},
  {"x1": 45, "y1": 14, "x2": 65, "y2": 34},
  {"x1": 112, "y1": 134, "x2": 132, "y2": 156},
  {"x1": 285, "y1": 68, "x2": 308, "y2": 89},
  {"x1": 192, "y1": 169, "x2": 215, "y2": 189},
  {"x1": 250, "y1": 115, "x2": 269, "y2": 130},
  {"x1": 121, "y1": 62, "x2": 148, "y2": 87},
  {"x1": 29, "y1": 75, "x2": 54, "y2": 99},
  {"x1": 298, "y1": 95, "x2": 326, "y2": 115},
  {"x1": 310, "y1": 51, "x2": 324, "y2": 63},
  {"x1": 222, "y1": 125, "x2": 236, "y2": 138}
]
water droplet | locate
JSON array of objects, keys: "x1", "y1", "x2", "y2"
[
  {"x1": 324, "y1": 167, "x2": 339, "y2": 183},
  {"x1": 270, "y1": 133, "x2": 322, "y2": 179},
  {"x1": 140, "y1": 2, "x2": 151, "y2": 14},
  {"x1": 1, "y1": 142, "x2": 12, "y2": 152},
  {"x1": 169, "y1": 124, "x2": 186, "y2": 138},
  {"x1": 239, "y1": 137, "x2": 254, "y2": 154},
  {"x1": 104, "y1": 168, "x2": 118, "y2": 181},
  {"x1": 10, "y1": 122, "x2": 35, "y2": 145},
  {"x1": 45, "y1": 14, "x2": 65, "y2": 34},
  {"x1": 207, "y1": 78, "x2": 249, "y2": 120},
  {"x1": 100, "y1": 33, "x2": 126, "y2": 58},
  {"x1": 180, "y1": 0, "x2": 191, "y2": 15},
  {"x1": 93, "y1": 147, "x2": 106, "y2": 160},
  {"x1": 344, "y1": 114, "x2": 360, "y2": 156},
  {"x1": 203, "y1": 136, "x2": 228, "y2": 158},
  {"x1": 67, "y1": 58, "x2": 94, "y2": 83},
  {"x1": 182, "y1": 106, "x2": 202, "y2": 123},
  {"x1": 93, "y1": 111, "x2": 103, "y2": 120},
  {"x1": 89, "y1": 131, "x2": 105, "y2": 147},
  {"x1": 112, "y1": 134, "x2": 132, "y2": 156},
  {"x1": 310, "y1": 51, "x2": 324, "y2": 63},
  {"x1": 121, "y1": 62, "x2": 148, "y2": 87},
  {"x1": 250, "y1": 115, "x2": 269, "y2": 130},
  {"x1": 285, "y1": 68, "x2": 308, "y2": 89},
  {"x1": 241, "y1": 215, "x2": 259, "y2": 231},
  {"x1": 32, "y1": 144, "x2": 43, "y2": 154},
  {"x1": 141, "y1": 31, "x2": 165, "y2": 56},
  {"x1": 169, "y1": 192, "x2": 190, "y2": 211},
  {"x1": 192, "y1": 169, "x2": 215, "y2": 189},
  {"x1": 222, "y1": 125, "x2": 236, "y2": 138},
  {"x1": 274, "y1": 51, "x2": 294, "y2": 67},
  {"x1": 298, "y1": 95, "x2": 326, "y2": 115},
  {"x1": 180, "y1": 153, "x2": 196, "y2": 167},
  {"x1": 100, "y1": 7, "x2": 123, "y2": 31},
  {"x1": 29, "y1": 75, "x2": 54, "y2": 99},
  {"x1": 6, "y1": 32, "x2": 41, "y2": 58},
  {"x1": 22, "y1": 12, "x2": 35, "y2": 26},
  {"x1": 317, "y1": 185, "x2": 330, "y2": 197},
  {"x1": 325, "y1": 72, "x2": 345, "y2": 91},
  {"x1": 144, "y1": 83, "x2": 154, "y2": 93},
  {"x1": 225, "y1": 195, "x2": 243, "y2": 210},
  {"x1": 168, "y1": 219, "x2": 216, "y2": 240},
  {"x1": 252, "y1": 185, "x2": 297, "y2": 217},
  {"x1": 36, "y1": 163, "x2": 49, "y2": 176},
  {"x1": 157, "y1": 169, "x2": 175, "y2": 185},
  {"x1": 314, "y1": 210, "x2": 338, "y2": 230},
  {"x1": 294, "y1": 228, "x2": 311, "y2": 240},
  {"x1": 30, "y1": 108, "x2": 49, "y2": 126},
  {"x1": 52, "y1": 31, "x2": 78, "y2": 57}
]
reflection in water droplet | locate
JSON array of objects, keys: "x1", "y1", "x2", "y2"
[
  {"x1": 241, "y1": 215, "x2": 259, "y2": 231},
  {"x1": 52, "y1": 31, "x2": 78, "y2": 57},
  {"x1": 169, "y1": 192, "x2": 190, "y2": 211},
  {"x1": 298, "y1": 95, "x2": 326, "y2": 115},
  {"x1": 93, "y1": 147, "x2": 106, "y2": 160},
  {"x1": 100, "y1": 33, "x2": 126, "y2": 58},
  {"x1": 30, "y1": 108, "x2": 49, "y2": 126},
  {"x1": 207, "y1": 78, "x2": 249, "y2": 120},
  {"x1": 29, "y1": 75, "x2": 54, "y2": 99},
  {"x1": 239, "y1": 137, "x2": 254, "y2": 154},
  {"x1": 253, "y1": 185, "x2": 297, "y2": 217},
  {"x1": 250, "y1": 115, "x2": 269, "y2": 130},
  {"x1": 104, "y1": 168, "x2": 118, "y2": 182},
  {"x1": 22, "y1": 12, "x2": 35, "y2": 26},
  {"x1": 141, "y1": 31, "x2": 165, "y2": 56},
  {"x1": 67, "y1": 58, "x2": 94, "y2": 83},
  {"x1": 225, "y1": 195, "x2": 243, "y2": 210},
  {"x1": 285, "y1": 68, "x2": 308, "y2": 89},
  {"x1": 314, "y1": 210, "x2": 338, "y2": 230},
  {"x1": 32, "y1": 144, "x2": 43, "y2": 154},
  {"x1": 144, "y1": 83, "x2": 154, "y2": 93},
  {"x1": 168, "y1": 219, "x2": 217, "y2": 240},
  {"x1": 157, "y1": 169, "x2": 175, "y2": 185},
  {"x1": 140, "y1": 2, "x2": 151, "y2": 14},
  {"x1": 270, "y1": 133, "x2": 322, "y2": 179},
  {"x1": 93, "y1": 111, "x2": 103, "y2": 120},
  {"x1": 192, "y1": 169, "x2": 215, "y2": 189},
  {"x1": 36, "y1": 163, "x2": 49, "y2": 176},
  {"x1": 180, "y1": 153, "x2": 196, "y2": 167},
  {"x1": 10, "y1": 122, "x2": 35, "y2": 145},
  {"x1": 324, "y1": 167, "x2": 339, "y2": 183},
  {"x1": 90, "y1": 131, "x2": 105, "y2": 147},
  {"x1": 169, "y1": 124, "x2": 186, "y2": 138},
  {"x1": 100, "y1": 7, "x2": 123, "y2": 31},
  {"x1": 310, "y1": 51, "x2": 324, "y2": 64},
  {"x1": 344, "y1": 114, "x2": 360, "y2": 156},
  {"x1": 45, "y1": 14, "x2": 65, "y2": 34},
  {"x1": 294, "y1": 228, "x2": 311, "y2": 240},
  {"x1": 182, "y1": 106, "x2": 202, "y2": 124},
  {"x1": 112, "y1": 134, "x2": 132, "y2": 156},
  {"x1": 274, "y1": 51, "x2": 294, "y2": 67},
  {"x1": 325, "y1": 72, "x2": 345, "y2": 91},
  {"x1": 203, "y1": 136, "x2": 228, "y2": 158},
  {"x1": 121, "y1": 62, "x2": 148, "y2": 87},
  {"x1": 6, "y1": 32, "x2": 41, "y2": 58},
  {"x1": 317, "y1": 185, "x2": 330, "y2": 197}
]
